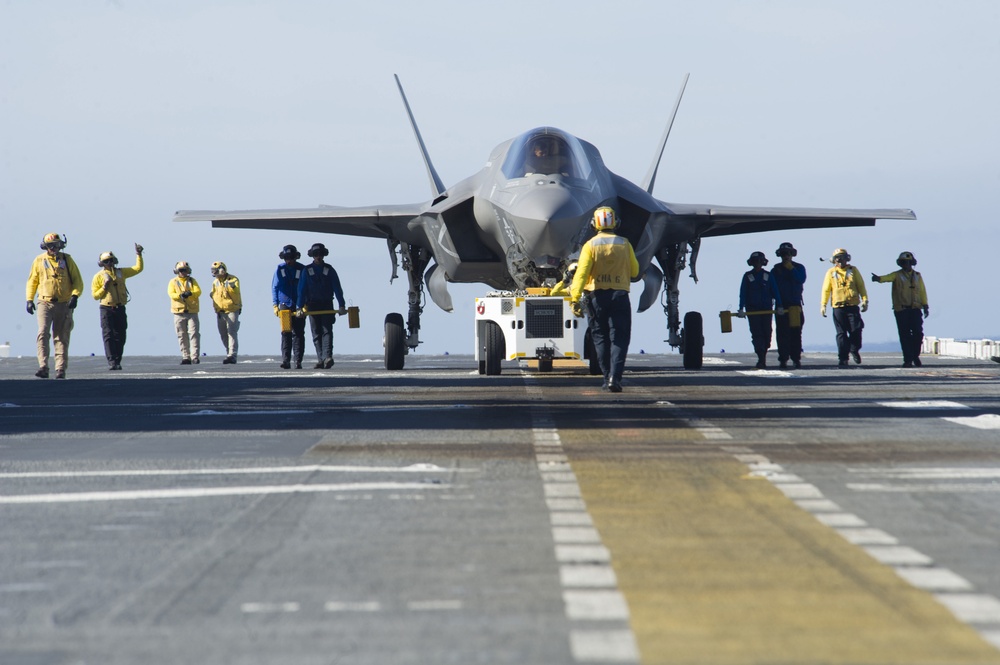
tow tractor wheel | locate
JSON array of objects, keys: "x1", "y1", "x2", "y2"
[
  {"x1": 484, "y1": 321, "x2": 504, "y2": 376},
  {"x1": 384, "y1": 312, "x2": 406, "y2": 370},
  {"x1": 681, "y1": 310, "x2": 704, "y2": 370}
]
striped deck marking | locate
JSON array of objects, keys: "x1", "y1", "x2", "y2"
[
  {"x1": 562, "y1": 438, "x2": 1000, "y2": 664},
  {"x1": 525, "y1": 378, "x2": 639, "y2": 664}
]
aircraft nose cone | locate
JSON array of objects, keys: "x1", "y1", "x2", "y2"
[{"x1": 509, "y1": 184, "x2": 590, "y2": 257}]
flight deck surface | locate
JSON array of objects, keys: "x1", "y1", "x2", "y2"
[{"x1": 1, "y1": 353, "x2": 999, "y2": 664}]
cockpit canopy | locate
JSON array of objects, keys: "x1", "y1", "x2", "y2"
[{"x1": 501, "y1": 128, "x2": 593, "y2": 182}]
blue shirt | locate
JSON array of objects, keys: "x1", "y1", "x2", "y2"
[
  {"x1": 739, "y1": 268, "x2": 782, "y2": 311},
  {"x1": 296, "y1": 261, "x2": 345, "y2": 310},
  {"x1": 770, "y1": 260, "x2": 806, "y2": 307},
  {"x1": 272, "y1": 261, "x2": 305, "y2": 309}
]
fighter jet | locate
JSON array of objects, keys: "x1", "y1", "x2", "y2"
[{"x1": 175, "y1": 75, "x2": 915, "y2": 370}]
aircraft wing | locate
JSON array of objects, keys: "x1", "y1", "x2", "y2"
[
  {"x1": 663, "y1": 202, "x2": 916, "y2": 237},
  {"x1": 173, "y1": 203, "x2": 427, "y2": 241}
]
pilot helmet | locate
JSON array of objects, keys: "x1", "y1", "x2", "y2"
[
  {"x1": 307, "y1": 242, "x2": 329, "y2": 258},
  {"x1": 896, "y1": 251, "x2": 917, "y2": 267},
  {"x1": 40, "y1": 232, "x2": 66, "y2": 251},
  {"x1": 210, "y1": 261, "x2": 228, "y2": 276},
  {"x1": 591, "y1": 207, "x2": 619, "y2": 231},
  {"x1": 747, "y1": 251, "x2": 768, "y2": 267},
  {"x1": 98, "y1": 251, "x2": 118, "y2": 267},
  {"x1": 831, "y1": 248, "x2": 851, "y2": 263},
  {"x1": 279, "y1": 244, "x2": 300, "y2": 261},
  {"x1": 776, "y1": 242, "x2": 797, "y2": 258},
  {"x1": 173, "y1": 261, "x2": 191, "y2": 275}
]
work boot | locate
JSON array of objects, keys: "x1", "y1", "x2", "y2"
[
  {"x1": 55, "y1": 370, "x2": 66, "y2": 379},
  {"x1": 180, "y1": 359, "x2": 191, "y2": 365},
  {"x1": 779, "y1": 360, "x2": 788, "y2": 369},
  {"x1": 295, "y1": 362, "x2": 302, "y2": 369},
  {"x1": 851, "y1": 351, "x2": 862, "y2": 365},
  {"x1": 324, "y1": 358, "x2": 334, "y2": 369},
  {"x1": 313, "y1": 361, "x2": 324, "y2": 369},
  {"x1": 34, "y1": 366, "x2": 49, "y2": 379},
  {"x1": 608, "y1": 380, "x2": 622, "y2": 393},
  {"x1": 280, "y1": 360, "x2": 291, "y2": 369},
  {"x1": 913, "y1": 357, "x2": 922, "y2": 367},
  {"x1": 223, "y1": 356, "x2": 236, "y2": 364},
  {"x1": 793, "y1": 359, "x2": 802, "y2": 369},
  {"x1": 902, "y1": 360, "x2": 913, "y2": 368},
  {"x1": 193, "y1": 358, "x2": 200, "y2": 364},
  {"x1": 838, "y1": 360, "x2": 849, "y2": 368}
]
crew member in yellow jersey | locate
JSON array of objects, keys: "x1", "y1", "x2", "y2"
[
  {"x1": 871, "y1": 251, "x2": 929, "y2": 368},
  {"x1": 820, "y1": 247, "x2": 869, "y2": 368},
  {"x1": 91, "y1": 243, "x2": 144, "y2": 371},
  {"x1": 26, "y1": 232, "x2": 83, "y2": 379},
  {"x1": 570, "y1": 207, "x2": 639, "y2": 392}
]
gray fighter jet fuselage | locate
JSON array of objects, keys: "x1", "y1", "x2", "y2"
[{"x1": 175, "y1": 75, "x2": 915, "y2": 369}]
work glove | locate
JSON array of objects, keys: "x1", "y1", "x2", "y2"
[
  {"x1": 776, "y1": 307, "x2": 786, "y2": 316},
  {"x1": 134, "y1": 243, "x2": 144, "y2": 255},
  {"x1": 820, "y1": 305, "x2": 827, "y2": 318},
  {"x1": 26, "y1": 301, "x2": 35, "y2": 315},
  {"x1": 103, "y1": 275, "x2": 112, "y2": 289},
  {"x1": 570, "y1": 301, "x2": 583, "y2": 318},
  {"x1": 870, "y1": 272, "x2": 879, "y2": 283},
  {"x1": 180, "y1": 291, "x2": 191, "y2": 299},
  {"x1": 923, "y1": 306, "x2": 930, "y2": 318},
  {"x1": 736, "y1": 308, "x2": 746, "y2": 319},
  {"x1": 860, "y1": 300, "x2": 868, "y2": 313},
  {"x1": 338, "y1": 307, "x2": 348, "y2": 316},
  {"x1": 68, "y1": 295, "x2": 78, "y2": 310},
  {"x1": 273, "y1": 305, "x2": 280, "y2": 316},
  {"x1": 295, "y1": 308, "x2": 307, "y2": 318}
]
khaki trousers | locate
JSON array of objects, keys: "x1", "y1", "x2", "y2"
[
  {"x1": 36, "y1": 300, "x2": 74, "y2": 371},
  {"x1": 174, "y1": 313, "x2": 201, "y2": 361}
]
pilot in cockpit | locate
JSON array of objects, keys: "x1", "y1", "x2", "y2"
[{"x1": 524, "y1": 137, "x2": 564, "y2": 176}]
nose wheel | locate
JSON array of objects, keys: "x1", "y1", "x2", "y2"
[{"x1": 681, "y1": 311, "x2": 704, "y2": 369}]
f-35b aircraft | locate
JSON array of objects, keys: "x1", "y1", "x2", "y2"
[{"x1": 175, "y1": 75, "x2": 915, "y2": 369}]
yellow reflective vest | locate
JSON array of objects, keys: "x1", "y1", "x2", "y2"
[
  {"x1": 820, "y1": 265, "x2": 868, "y2": 308},
  {"x1": 168, "y1": 275, "x2": 202, "y2": 314},
  {"x1": 570, "y1": 231, "x2": 639, "y2": 301},
  {"x1": 91, "y1": 255, "x2": 143, "y2": 307},
  {"x1": 873, "y1": 269, "x2": 928, "y2": 311},
  {"x1": 210, "y1": 275, "x2": 242, "y2": 313},
  {"x1": 26, "y1": 252, "x2": 83, "y2": 303}
]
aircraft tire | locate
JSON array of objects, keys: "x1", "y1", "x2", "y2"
[
  {"x1": 682, "y1": 310, "x2": 704, "y2": 370},
  {"x1": 384, "y1": 313, "x2": 406, "y2": 370},
  {"x1": 484, "y1": 321, "x2": 504, "y2": 376},
  {"x1": 538, "y1": 357, "x2": 553, "y2": 373}
]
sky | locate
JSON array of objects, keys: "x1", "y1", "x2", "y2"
[{"x1": 1, "y1": 0, "x2": 998, "y2": 363}]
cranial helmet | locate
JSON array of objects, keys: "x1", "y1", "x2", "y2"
[
  {"x1": 592, "y1": 207, "x2": 619, "y2": 231},
  {"x1": 564, "y1": 262, "x2": 578, "y2": 280},
  {"x1": 40, "y1": 233, "x2": 66, "y2": 251},
  {"x1": 279, "y1": 244, "x2": 300, "y2": 260},
  {"x1": 747, "y1": 251, "x2": 768, "y2": 266},
  {"x1": 307, "y1": 243, "x2": 329, "y2": 258},
  {"x1": 776, "y1": 242, "x2": 797, "y2": 257},
  {"x1": 211, "y1": 261, "x2": 227, "y2": 276},
  {"x1": 98, "y1": 251, "x2": 118, "y2": 267},
  {"x1": 831, "y1": 248, "x2": 851, "y2": 263},
  {"x1": 173, "y1": 261, "x2": 191, "y2": 274},
  {"x1": 896, "y1": 251, "x2": 917, "y2": 267}
]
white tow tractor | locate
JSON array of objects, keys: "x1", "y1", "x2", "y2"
[{"x1": 474, "y1": 289, "x2": 600, "y2": 376}]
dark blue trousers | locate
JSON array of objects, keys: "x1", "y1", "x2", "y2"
[{"x1": 586, "y1": 289, "x2": 632, "y2": 383}]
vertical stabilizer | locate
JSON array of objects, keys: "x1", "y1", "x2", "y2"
[
  {"x1": 395, "y1": 74, "x2": 446, "y2": 198},
  {"x1": 641, "y1": 73, "x2": 690, "y2": 195}
]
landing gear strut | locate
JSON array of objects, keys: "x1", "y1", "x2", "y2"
[
  {"x1": 383, "y1": 241, "x2": 428, "y2": 370},
  {"x1": 656, "y1": 240, "x2": 704, "y2": 369}
]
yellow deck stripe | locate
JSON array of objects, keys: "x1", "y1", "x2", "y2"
[{"x1": 563, "y1": 435, "x2": 999, "y2": 664}]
